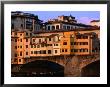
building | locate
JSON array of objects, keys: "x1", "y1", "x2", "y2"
[
  {"x1": 11, "y1": 11, "x2": 42, "y2": 32},
  {"x1": 11, "y1": 28, "x2": 100, "y2": 64},
  {"x1": 44, "y1": 15, "x2": 93, "y2": 31},
  {"x1": 90, "y1": 20, "x2": 100, "y2": 27},
  {"x1": 11, "y1": 13, "x2": 100, "y2": 64},
  {"x1": 11, "y1": 30, "x2": 32, "y2": 64}
]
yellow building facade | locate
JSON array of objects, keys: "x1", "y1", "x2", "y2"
[{"x1": 11, "y1": 29, "x2": 100, "y2": 64}]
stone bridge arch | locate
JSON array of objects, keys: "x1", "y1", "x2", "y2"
[
  {"x1": 24, "y1": 56, "x2": 65, "y2": 66},
  {"x1": 81, "y1": 60, "x2": 100, "y2": 77},
  {"x1": 79, "y1": 55, "x2": 100, "y2": 69}
]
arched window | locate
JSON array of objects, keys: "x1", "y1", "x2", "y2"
[
  {"x1": 56, "y1": 25, "x2": 59, "y2": 29},
  {"x1": 52, "y1": 26, "x2": 55, "y2": 30},
  {"x1": 48, "y1": 26, "x2": 50, "y2": 30}
]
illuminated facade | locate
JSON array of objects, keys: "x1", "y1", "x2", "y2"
[
  {"x1": 11, "y1": 29, "x2": 100, "y2": 64},
  {"x1": 11, "y1": 12, "x2": 100, "y2": 64}
]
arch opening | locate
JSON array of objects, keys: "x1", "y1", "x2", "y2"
[
  {"x1": 81, "y1": 60, "x2": 100, "y2": 77},
  {"x1": 12, "y1": 60, "x2": 64, "y2": 77}
]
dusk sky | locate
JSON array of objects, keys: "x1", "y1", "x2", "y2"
[{"x1": 23, "y1": 11, "x2": 100, "y2": 25}]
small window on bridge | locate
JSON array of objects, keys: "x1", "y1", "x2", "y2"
[
  {"x1": 26, "y1": 52, "x2": 28, "y2": 55},
  {"x1": 71, "y1": 42, "x2": 74, "y2": 45},
  {"x1": 62, "y1": 49, "x2": 64, "y2": 52},
  {"x1": 15, "y1": 46, "x2": 17, "y2": 49},
  {"x1": 26, "y1": 45, "x2": 28, "y2": 48},
  {"x1": 63, "y1": 42, "x2": 67, "y2": 45},
  {"x1": 15, "y1": 39, "x2": 17, "y2": 42},
  {"x1": 20, "y1": 39, "x2": 22, "y2": 42},
  {"x1": 55, "y1": 50, "x2": 57, "y2": 53},
  {"x1": 20, "y1": 51, "x2": 22, "y2": 56},
  {"x1": 71, "y1": 49, "x2": 74, "y2": 52},
  {"x1": 26, "y1": 39, "x2": 28, "y2": 42},
  {"x1": 31, "y1": 45, "x2": 33, "y2": 48},
  {"x1": 19, "y1": 59, "x2": 21, "y2": 62},
  {"x1": 65, "y1": 49, "x2": 67, "y2": 52},
  {"x1": 48, "y1": 50, "x2": 51, "y2": 54}
]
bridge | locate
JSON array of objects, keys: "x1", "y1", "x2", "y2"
[{"x1": 11, "y1": 54, "x2": 100, "y2": 77}]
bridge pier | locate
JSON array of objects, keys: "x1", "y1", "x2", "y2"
[{"x1": 64, "y1": 56, "x2": 81, "y2": 77}]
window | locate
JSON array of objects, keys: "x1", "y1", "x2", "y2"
[
  {"x1": 31, "y1": 45, "x2": 33, "y2": 48},
  {"x1": 20, "y1": 34, "x2": 22, "y2": 36},
  {"x1": 26, "y1": 45, "x2": 28, "y2": 48},
  {"x1": 39, "y1": 39, "x2": 41, "y2": 43},
  {"x1": 20, "y1": 51, "x2": 22, "y2": 56},
  {"x1": 34, "y1": 45, "x2": 36, "y2": 48},
  {"x1": 67, "y1": 26, "x2": 70, "y2": 29},
  {"x1": 86, "y1": 49, "x2": 88, "y2": 52},
  {"x1": 18, "y1": 46, "x2": 19, "y2": 48},
  {"x1": 80, "y1": 42, "x2": 82, "y2": 45},
  {"x1": 21, "y1": 24, "x2": 23, "y2": 28},
  {"x1": 62, "y1": 49, "x2": 64, "y2": 52},
  {"x1": 48, "y1": 26, "x2": 50, "y2": 30},
  {"x1": 19, "y1": 59, "x2": 21, "y2": 62},
  {"x1": 65, "y1": 49, "x2": 67, "y2": 52},
  {"x1": 74, "y1": 42, "x2": 78, "y2": 45},
  {"x1": 71, "y1": 49, "x2": 74, "y2": 52},
  {"x1": 52, "y1": 26, "x2": 55, "y2": 30},
  {"x1": 43, "y1": 50, "x2": 46, "y2": 54},
  {"x1": 15, "y1": 39, "x2": 17, "y2": 42},
  {"x1": 33, "y1": 39, "x2": 35, "y2": 42},
  {"x1": 71, "y1": 42, "x2": 74, "y2": 45},
  {"x1": 15, "y1": 53, "x2": 17, "y2": 57},
  {"x1": 74, "y1": 49, "x2": 78, "y2": 52},
  {"x1": 79, "y1": 49, "x2": 83, "y2": 52},
  {"x1": 56, "y1": 25, "x2": 59, "y2": 29},
  {"x1": 15, "y1": 46, "x2": 17, "y2": 49},
  {"x1": 50, "y1": 44, "x2": 52, "y2": 46},
  {"x1": 20, "y1": 39, "x2": 22, "y2": 42},
  {"x1": 63, "y1": 26, "x2": 66, "y2": 29},
  {"x1": 26, "y1": 52, "x2": 28, "y2": 55},
  {"x1": 37, "y1": 51, "x2": 40, "y2": 54},
  {"x1": 85, "y1": 42, "x2": 88, "y2": 45},
  {"x1": 41, "y1": 44, "x2": 44, "y2": 47},
  {"x1": 49, "y1": 38, "x2": 51, "y2": 41},
  {"x1": 30, "y1": 33, "x2": 32, "y2": 36},
  {"x1": 26, "y1": 32, "x2": 28, "y2": 36},
  {"x1": 56, "y1": 44, "x2": 58, "y2": 46},
  {"x1": 55, "y1": 50, "x2": 57, "y2": 53},
  {"x1": 48, "y1": 50, "x2": 51, "y2": 54},
  {"x1": 26, "y1": 39, "x2": 28, "y2": 42},
  {"x1": 63, "y1": 42, "x2": 67, "y2": 45},
  {"x1": 54, "y1": 44, "x2": 58, "y2": 46},
  {"x1": 34, "y1": 51, "x2": 36, "y2": 54},
  {"x1": 20, "y1": 46, "x2": 22, "y2": 48},
  {"x1": 15, "y1": 32, "x2": 17, "y2": 35},
  {"x1": 31, "y1": 51, "x2": 33, "y2": 54},
  {"x1": 37, "y1": 45, "x2": 40, "y2": 48},
  {"x1": 76, "y1": 35, "x2": 81, "y2": 39},
  {"x1": 83, "y1": 36, "x2": 88, "y2": 39}
]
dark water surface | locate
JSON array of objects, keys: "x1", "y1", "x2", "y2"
[{"x1": 11, "y1": 60, "x2": 64, "y2": 77}]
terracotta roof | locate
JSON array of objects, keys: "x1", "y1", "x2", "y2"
[{"x1": 91, "y1": 20, "x2": 100, "y2": 22}]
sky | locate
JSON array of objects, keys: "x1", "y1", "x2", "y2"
[{"x1": 23, "y1": 11, "x2": 100, "y2": 25}]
